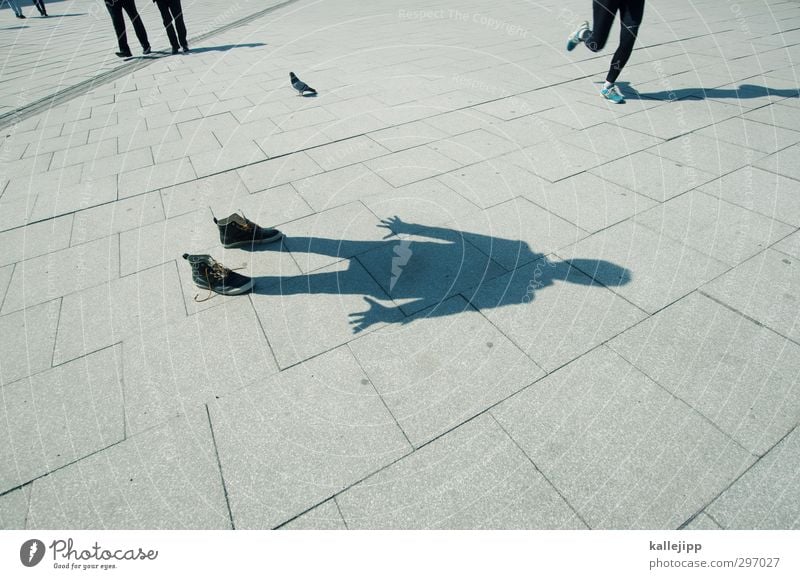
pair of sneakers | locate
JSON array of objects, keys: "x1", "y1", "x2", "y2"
[
  {"x1": 566, "y1": 21, "x2": 626, "y2": 104},
  {"x1": 183, "y1": 213, "x2": 282, "y2": 299}
]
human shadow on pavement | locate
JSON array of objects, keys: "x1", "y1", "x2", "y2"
[
  {"x1": 186, "y1": 43, "x2": 266, "y2": 54},
  {"x1": 251, "y1": 217, "x2": 632, "y2": 333},
  {"x1": 616, "y1": 81, "x2": 799, "y2": 101}
]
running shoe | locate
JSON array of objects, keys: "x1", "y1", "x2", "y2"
[
  {"x1": 600, "y1": 84, "x2": 625, "y2": 104},
  {"x1": 567, "y1": 21, "x2": 590, "y2": 51}
]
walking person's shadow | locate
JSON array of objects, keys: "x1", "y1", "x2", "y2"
[
  {"x1": 616, "y1": 81, "x2": 799, "y2": 101},
  {"x1": 252, "y1": 216, "x2": 632, "y2": 334}
]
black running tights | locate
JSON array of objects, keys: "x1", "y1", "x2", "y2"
[{"x1": 584, "y1": 0, "x2": 645, "y2": 83}]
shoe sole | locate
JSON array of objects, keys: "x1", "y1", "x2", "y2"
[
  {"x1": 196, "y1": 279, "x2": 254, "y2": 295},
  {"x1": 222, "y1": 232, "x2": 284, "y2": 248}
]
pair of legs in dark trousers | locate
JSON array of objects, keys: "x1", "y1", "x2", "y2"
[
  {"x1": 155, "y1": 0, "x2": 188, "y2": 50},
  {"x1": 31, "y1": 0, "x2": 46, "y2": 15},
  {"x1": 584, "y1": 0, "x2": 645, "y2": 83},
  {"x1": 105, "y1": 0, "x2": 150, "y2": 55}
]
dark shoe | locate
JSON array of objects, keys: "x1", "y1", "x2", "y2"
[
  {"x1": 181, "y1": 45, "x2": 190, "y2": 53},
  {"x1": 16, "y1": 13, "x2": 26, "y2": 18},
  {"x1": 172, "y1": 46, "x2": 180, "y2": 55},
  {"x1": 115, "y1": 51, "x2": 133, "y2": 58},
  {"x1": 214, "y1": 213, "x2": 283, "y2": 248},
  {"x1": 183, "y1": 253, "x2": 254, "y2": 298},
  {"x1": 142, "y1": 46, "x2": 151, "y2": 55}
]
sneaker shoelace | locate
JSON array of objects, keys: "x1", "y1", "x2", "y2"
[
  {"x1": 606, "y1": 85, "x2": 623, "y2": 99},
  {"x1": 194, "y1": 259, "x2": 246, "y2": 303}
]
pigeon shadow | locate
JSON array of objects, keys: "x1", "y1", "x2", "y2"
[
  {"x1": 250, "y1": 217, "x2": 632, "y2": 333},
  {"x1": 616, "y1": 81, "x2": 799, "y2": 101},
  {"x1": 187, "y1": 43, "x2": 266, "y2": 54}
]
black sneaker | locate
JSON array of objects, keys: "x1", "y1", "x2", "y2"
[
  {"x1": 116, "y1": 50, "x2": 133, "y2": 58},
  {"x1": 182, "y1": 45, "x2": 190, "y2": 53},
  {"x1": 16, "y1": 13, "x2": 26, "y2": 18},
  {"x1": 214, "y1": 213, "x2": 283, "y2": 248},
  {"x1": 143, "y1": 46, "x2": 152, "y2": 55},
  {"x1": 183, "y1": 253, "x2": 254, "y2": 298},
  {"x1": 172, "y1": 46, "x2": 180, "y2": 55}
]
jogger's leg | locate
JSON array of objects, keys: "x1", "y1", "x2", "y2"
[
  {"x1": 585, "y1": 0, "x2": 620, "y2": 52},
  {"x1": 605, "y1": 0, "x2": 644, "y2": 83}
]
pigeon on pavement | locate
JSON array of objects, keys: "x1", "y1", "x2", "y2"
[{"x1": 290, "y1": 72, "x2": 316, "y2": 95}]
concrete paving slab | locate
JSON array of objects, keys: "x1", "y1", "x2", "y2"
[
  {"x1": 350, "y1": 295, "x2": 544, "y2": 446},
  {"x1": 0, "y1": 215, "x2": 73, "y2": 268},
  {"x1": 368, "y1": 120, "x2": 448, "y2": 153},
  {"x1": 292, "y1": 163, "x2": 393, "y2": 212},
  {"x1": 237, "y1": 152, "x2": 324, "y2": 193},
  {"x1": 559, "y1": 220, "x2": 730, "y2": 314},
  {"x1": 337, "y1": 414, "x2": 585, "y2": 529},
  {"x1": 0, "y1": 346, "x2": 125, "y2": 494},
  {"x1": 1, "y1": 236, "x2": 119, "y2": 315},
  {"x1": 699, "y1": 166, "x2": 800, "y2": 227},
  {"x1": 0, "y1": 485, "x2": 30, "y2": 530},
  {"x1": 773, "y1": 231, "x2": 800, "y2": 260},
  {"x1": 469, "y1": 257, "x2": 645, "y2": 371},
  {"x1": 516, "y1": 140, "x2": 609, "y2": 183},
  {"x1": 707, "y1": 427, "x2": 800, "y2": 529},
  {"x1": 122, "y1": 299, "x2": 277, "y2": 435},
  {"x1": 684, "y1": 513, "x2": 723, "y2": 530},
  {"x1": 53, "y1": 262, "x2": 186, "y2": 365},
  {"x1": 27, "y1": 415, "x2": 231, "y2": 529},
  {"x1": 306, "y1": 136, "x2": 391, "y2": 172},
  {"x1": 71, "y1": 191, "x2": 165, "y2": 246},
  {"x1": 634, "y1": 190, "x2": 794, "y2": 267},
  {"x1": 208, "y1": 346, "x2": 411, "y2": 529},
  {"x1": 160, "y1": 171, "x2": 249, "y2": 219},
  {"x1": 703, "y1": 249, "x2": 800, "y2": 343},
  {"x1": 610, "y1": 292, "x2": 800, "y2": 455},
  {"x1": 29, "y1": 175, "x2": 118, "y2": 222},
  {"x1": 526, "y1": 172, "x2": 657, "y2": 234},
  {"x1": 695, "y1": 117, "x2": 800, "y2": 155},
  {"x1": 280, "y1": 500, "x2": 347, "y2": 530},
  {"x1": 0, "y1": 299, "x2": 59, "y2": 387},
  {"x1": 437, "y1": 157, "x2": 547, "y2": 210},
  {"x1": 365, "y1": 144, "x2": 461, "y2": 187},
  {"x1": 428, "y1": 129, "x2": 519, "y2": 166},
  {"x1": 492, "y1": 346, "x2": 755, "y2": 529},
  {"x1": 0, "y1": 265, "x2": 13, "y2": 311},
  {"x1": 651, "y1": 133, "x2": 765, "y2": 178},
  {"x1": 118, "y1": 157, "x2": 197, "y2": 199},
  {"x1": 754, "y1": 143, "x2": 800, "y2": 183}
]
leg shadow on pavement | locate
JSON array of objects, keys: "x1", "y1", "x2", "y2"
[
  {"x1": 616, "y1": 81, "x2": 799, "y2": 101},
  {"x1": 251, "y1": 217, "x2": 632, "y2": 333}
]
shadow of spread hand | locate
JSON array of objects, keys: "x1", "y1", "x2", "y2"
[
  {"x1": 378, "y1": 215, "x2": 413, "y2": 239},
  {"x1": 349, "y1": 296, "x2": 400, "y2": 333}
]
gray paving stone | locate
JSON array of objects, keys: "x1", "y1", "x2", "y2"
[
  {"x1": 190, "y1": 139, "x2": 267, "y2": 179},
  {"x1": 280, "y1": 500, "x2": 347, "y2": 530},
  {"x1": 754, "y1": 144, "x2": 800, "y2": 183},
  {"x1": 695, "y1": 117, "x2": 800, "y2": 155},
  {"x1": 0, "y1": 485, "x2": 30, "y2": 529},
  {"x1": 437, "y1": 157, "x2": 546, "y2": 210},
  {"x1": 743, "y1": 103, "x2": 800, "y2": 130},
  {"x1": 0, "y1": 264, "x2": 12, "y2": 309},
  {"x1": 160, "y1": 171, "x2": 249, "y2": 219},
  {"x1": 707, "y1": 426, "x2": 800, "y2": 529},
  {"x1": 515, "y1": 140, "x2": 609, "y2": 183},
  {"x1": 292, "y1": 163, "x2": 393, "y2": 212},
  {"x1": 350, "y1": 295, "x2": 543, "y2": 446},
  {"x1": 364, "y1": 144, "x2": 461, "y2": 187},
  {"x1": 123, "y1": 299, "x2": 277, "y2": 435},
  {"x1": 368, "y1": 120, "x2": 448, "y2": 153},
  {"x1": 492, "y1": 346, "x2": 755, "y2": 529},
  {"x1": 773, "y1": 231, "x2": 800, "y2": 260},
  {"x1": 617, "y1": 99, "x2": 744, "y2": 140},
  {"x1": 559, "y1": 220, "x2": 730, "y2": 314},
  {"x1": 50, "y1": 137, "x2": 118, "y2": 170},
  {"x1": 611, "y1": 292, "x2": 800, "y2": 455},
  {"x1": 119, "y1": 157, "x2": 197, "y2": 199},
  {"x1": 684, "y1": 513, "x2": 723, "y2": 530},
  {"x1": 703, "y1": 249, "x2": 800, "y2": 343},
  {"x1": 0, "y1": 215, "x2": 73, "y2": 268},
  {"x1": 652, "y1": 134, "x2": 765, "y2": 178},
  {"x1": 337, "y1": 413, "x2": 585, "y2": 529},
  {"x1": 81, "y1": 147, "x2": 153, "y2": 181},
  {"x1": 281, "y1": 201, "x2": 389, "y2": 273},
  {"x1": 250, "y1": 258, "x2": 401, "y2": 368},
  {"x1": 0, "y1": 299, "x2": 59, "y2": 387},
  {"x1": 563, "y1": 123, "x2": 663, "y2": 161},
  {"x1": 237, "y1": 152, "x2": 324, "y2": 193},
  {"x1": 362, "y1": 177, "x2": 480, "y2": 230},
  {"x1": 152, "y1": 132, "x2": 222, "y2": 165},
  {"x1": 208, "y1": 346, "x2": 411, "y2": 529},
  {"x1": 70, "y1": 192, "x2": 165, "y2": 246},
  {"x1": 29, "y1": 175, "x2": 118, "y2": 222},
  {"x1": 1, "y1": 236, "x2": 119, "y2": 315},
  {"x1": 526, "y1": 172, "x2": 657, "y2": 234},
  {"x1": 306, "y1": 136, "x2": 391, "y2": 172},
  {"x1": 699, "y1": 166, "x2": 800, "y2": 227},
  {"x1": 119, "y1": 208, "x2": 219, "y2": 276},
  {"x1": 0, "y1": 346, "x2": 125, "y2": 494},
  {"x1": 427, "y1": 129, "x2": 519, "y2": 166},
  {"x1": 468, "y1": 258, "x2": 644, "y2": 372},
  {"x1": 589, "y1": 150, "x2": 717, "y2": 203},
  {"x1": 635, "y1": 190, "x2": 794, "y2": 267},
  {"x1": 54, "y1": 262, "x2": 186, "y2": 365},
  {"x1": 27, "y1": 414, "x2": 231, "y2": 529}
]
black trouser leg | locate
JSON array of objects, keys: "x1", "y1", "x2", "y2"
[
  {"x1": 122, "y1": 0, "x2": 150, "y2": 51},
  {"x1": 32, "y1": 0, "x2": 46, "y2": 15},
  {"x1": 170, "y1": 0, "x2": 188, "y2": 47},
  {"x1": 106, "y1": 2, "x2": 130, "y2": 53},
  {"x1": 156, "y1": 0, "x2": 179, "y2": 48},
  {"x1": 606, "y1": 0, "x2": 644, "y2": 83},
  {"x1": 585, "y1": 0, "x2": 619, "y2": 52}
]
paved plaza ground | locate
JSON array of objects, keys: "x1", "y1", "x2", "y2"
[{"x1": 0, "y1": 0, "x2": 799, "y2": 530}]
